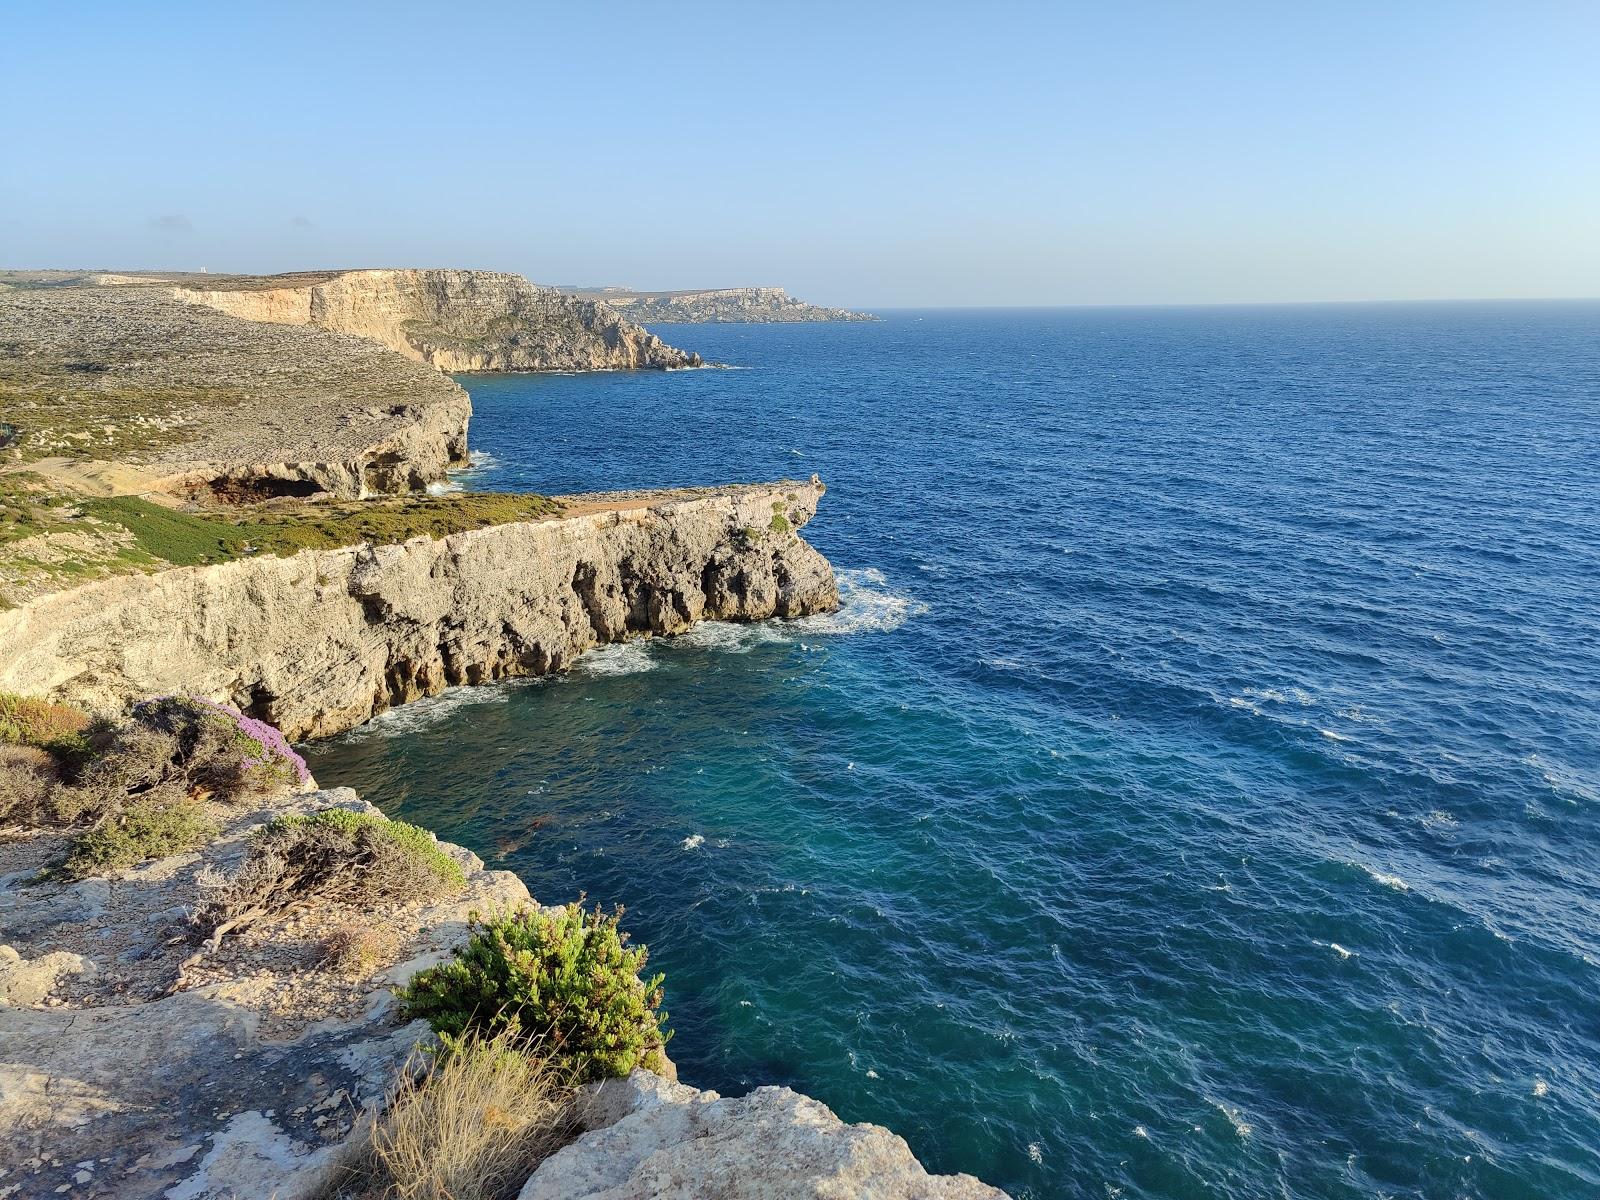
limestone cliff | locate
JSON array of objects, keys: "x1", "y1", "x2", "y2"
[
  {"x1": 0, "y1": 282, "x2": 471, "y2": 500},
  {"x1": 563, "y1": 284, "x2": 877, "y2": 323},
  {"x1": 175, "y1": 269, "x2": 704, "y2": 371},
  {"x1": 0, "y1": 480, "x2": 836, "y2": 740}
]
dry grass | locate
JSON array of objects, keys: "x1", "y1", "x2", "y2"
[
  {"x1": 325, "y1": 1031, "x2": 578, "y2": 1200},
  {"x1": 319, "y1": 922, "x2": 404, "y2": 977}
]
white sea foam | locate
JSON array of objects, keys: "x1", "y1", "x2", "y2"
[
  {"x1": 676, "y1": 620, "x2": 788, "y2": 654},
  {"x1": 339, "y1": 685, "x2": 509, "y2": 740},
  {"x1": 1209, "y1": 1100, "x2": 1253, "y2": 1138},
  {"x1": 1325, "y1": 941, "x2": 1356, "y2": 960},
  {"x1": 681, "y1": 833, "x2": 705, "y2": 850},
  {"x1": 1533, "y1": 1077, "x2": 1549, "y2": 1097},
  {"x1": 573, "y1": 641, "x2": 656, "y2": 677},
  {"x1": 1365, "y1": 866, "x2": 1410, "y2": 892},
  {"x1": 792, "y1": 567, "x2": 928, "y2": 636}
]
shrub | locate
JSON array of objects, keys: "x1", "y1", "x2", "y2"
[
  {"x1": 132, "y1": 696, "x2": 310, "y2": 795},
  {"x1": 193, "y1": 808, "x2": 465, "y2": 939},
  {"x1": 0, "y1": 745, "x2": 61, "y2": 825},
  {"x1": 0, "y1": 691, "x2": 90, "y2": 749},
  {"x1": 64, "y1": 796, "x2": 217, "y2": 875},
  {"x1": 399, "y1": 903, "x2": 670, "y2": 1083},
  {"x1": 320, "y1": 921, "x2": 405, "y2": 976},
  {"x1": 323, "y1": 1030, "x2": 575, "y2": 1200}
]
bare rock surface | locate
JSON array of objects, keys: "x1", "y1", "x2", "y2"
[
  {"x1": 0, "y1": 786, "x2": 531, "y2": 1199},
  {"x1": 521, "y1": 1070, "x2": 1008, "y2": 1200},
  {"x1": 0, "y1": 281, "x2": 470, "y2": 498},
  {"x1": 561, "y1": 285, "x2": 877, "y2": 324},
  {"x1": 175, "y1": 269, "x2": 704, "y2": 371},
  {"x1": 0, "y1": 479, "x2": 839, "y2": 739}
]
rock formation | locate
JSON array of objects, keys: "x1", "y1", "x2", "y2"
[
  {"x1": 562, "y1": 285, "x2": 876, "y2": 323},
  {"x1": 0, "y1": 782, "x2": 1008, "y2": 1200},
  {"x1": 524, "y1": 1071, "x2": 1006, "y2": 1200},
  {"x1": 0, "y1": 281, "x2": 471, "y2": 500},
  {"x1": 175, "y1": 269, "x2": 704, "y2": 371},
  {"x1": 0, "y1": 481, "x2": 837, "y2": 739}
]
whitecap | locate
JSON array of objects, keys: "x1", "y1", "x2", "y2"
[
  {"x1": 681, "y1": 833, "x2": 705, "y2": 850},
  {"x1": 676, "y1": 620, "x2": 788, "y2": 654},
  {"x1": 1364, "y1": 866, "x2": 1410, "y2": 892},
  {"x1": 791, "y1": 567, "x2": 928, "y2": 636},
  {"x1": 338, "y1": 685, "x2": 508, "y2": 740},
  {"x1": 1209, "y1": 1100, "x2": 1253, "y2": 1138},
  {"x1": 1326, "y1": 941, "x2": 1356, "y2": 960},
  {"x1": 1533, "y1": 1077, "x2": 1549, "y2": 1097},
  {"x1": 1027, "y1": 1143, "x2": 1044, "y2": 1164},
  {"x1": 573, "y1": 641, "x2": 656, "y2": 677}
]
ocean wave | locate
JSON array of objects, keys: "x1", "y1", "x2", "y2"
[
  {"x1": 573, "y1": 641, "x2": 657, "y2": 677},
  {"x1": 792, "y1": 567, "x2": 928, "y2": 636},
  {"x1": 682, "y1": 833, "x2": 705, "y2": 850},
  {"x1": 337, "y1": 685, "x2": 509, "y2": 740},
  {"x1": 676, "y1": 620, "x2": 790, "y2": 654}
]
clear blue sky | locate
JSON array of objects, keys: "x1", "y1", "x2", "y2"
[{"x1": 3, "y1": 1, "x2": 1596, "y2": 307}]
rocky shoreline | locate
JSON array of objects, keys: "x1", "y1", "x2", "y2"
[{"x1": 0, "y1": 266, "x2": 1008, "y2": 1199}]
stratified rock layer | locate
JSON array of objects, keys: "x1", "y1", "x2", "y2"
[
  {"x1": 522, "y1": 1071, "x2": 1007, "y2": 1200},
  {"x1": 175, "y1": 269, "x2": 703, "y2": 371},
  {"x1": 0, "y1": 480, "x2": 837, "y2": 739}
]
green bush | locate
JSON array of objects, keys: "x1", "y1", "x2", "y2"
[
  {"x1": 399, "y1": 903, "x2": 670, "y2": 1083},
  {"x1": 64, "y1": 797, "x2": 217, "y2": 875}
]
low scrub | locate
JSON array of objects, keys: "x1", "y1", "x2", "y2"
[
  {"x1": 72, "y1": 696, "x2": 308, "y2": 821},
  {"x1": 324, "y1": 1031, "x2": 576, "y2": 1200},
  {"x1": 320, "y1": 921, "x2": 406, "y2": 977},
  {"x1": 64, "y1": 796, "x2": 217, "y2": 875},
  {"x1": 0, "y1": 690, "x2": 90, "y2": 749},
  {"x1": 0, "y1": 745, "x2": 62, "y2": 825},
  {"x1": 173, "y1": 807, "x2": 465, "y2": 992},
  {"x1": 400, "y1": 902, "x2": 670, "y2": 1084},
  {"x1": 193, "y1": 808, "x2": 464, "y2": 940}
]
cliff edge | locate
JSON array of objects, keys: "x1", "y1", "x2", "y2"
[{"x1": 175, "y1": 269, "x2": 704, "y2": 371}]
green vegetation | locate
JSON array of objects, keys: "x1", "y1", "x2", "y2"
[
  {"x1": 1, "y1": 490, "x2": 567, "y2": 601},
  {"x1": 262, "y1": 808, "x2": 467, "y2": 894},
  {"x1": 0, "y1": 690, "x2": 90, "y2": 749},
  {"x1": 64, "y1": 796, "x2": 217, "y2": 875},
  {"x1": 400, "y1": 902, "x2": 670, "y2": 1083},
  {"x1": 769, "y1": 513, "x2": 791, "y2": 533},
  {"x1": 76, "y1": 492, "x2": 562, "y2": 568}
]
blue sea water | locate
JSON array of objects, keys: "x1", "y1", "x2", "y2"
[{"x1": 304, "y1": 305, "x2": 1600, "y2": 1199}]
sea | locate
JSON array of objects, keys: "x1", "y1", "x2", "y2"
[{"x1": 303, "y1": 304, "x2": 1600, "y2": 1199}]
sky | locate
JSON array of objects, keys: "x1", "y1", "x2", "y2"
[{"x1": 3, "y1": 1, "x2": 1597, "y2": 307}]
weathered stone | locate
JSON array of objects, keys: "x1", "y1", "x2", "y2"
[
  {"x1": 0, "y1": 480, "x2": 838, "y2": 739},
  {"x1": 521, "y1": 1070, "x2": 1008, "y2": 1200},
  {"x1": 175, "y1": 269, "x2": 704, "y2": 371}
]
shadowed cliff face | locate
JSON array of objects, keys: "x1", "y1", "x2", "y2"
[
  {"x1": 175, "y1": 269, "x2": 704, "y2": 372},
  {"x1": 0, "y1": 481, "x2": 837, "y2": 740}
]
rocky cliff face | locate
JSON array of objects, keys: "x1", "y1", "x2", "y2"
[
  {"x1": 0, "y1": 481, "x2": 836, "y2": 740},
  {"x1": 0, "y1": 282, "x2": 471, "y2": 501},
  {"x1": 176, "y1": 269, "x2": 704, "y2": 372},
  {"x1": 564, "y1": 285, "x2": 877, "y2": 323}
]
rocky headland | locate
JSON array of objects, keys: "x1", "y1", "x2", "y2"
[
  {"x1": 0, "y1": 266, "x2": 1007, "y2": 1198},
  {"x1": 560, "y1": 285, "x2": 877, "y2": 323}
]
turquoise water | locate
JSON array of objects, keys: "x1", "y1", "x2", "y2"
[{"x1": 304, "y1": 306, "x2": 1600, "y2": 1199}]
